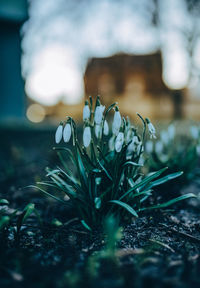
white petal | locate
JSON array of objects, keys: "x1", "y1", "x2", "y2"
[
  {"x1": 83, "y1": 105, "x2": 90, "y2": 121},
  {"x1": 55, "y1": 124, "x2": 63, "y2": 144},
  {"x1": 112, "y1": 111, "x2": 121, "y2": 134},
  {"x1": 63, "y1": 123, "x2": 72, "y2": 143},
  {"x1": 95, "y1": 124, "x2": 102, "y2": 139},
  {"x1": 94, "y1": 105, "x2": 105, "y2": 124},
  {"x1": 103, "y1": 120, "x2": 109, "y2": 135},
  {"x1": 115, "y1": 132, "x2": 124, "y2": 152},
  {"x1": 83, "y1": 127, "x2": 91, "y2": 147}
]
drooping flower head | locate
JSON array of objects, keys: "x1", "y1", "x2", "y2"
[
  {"x1": 112, "y1": 106, "x2": 121, "y2": 135},
  {"x1": 83, "y1": 126, "x2": 91, "y2": 148},
  {"x1": 146, "y1": 118, "x2": 156, "y2": 139},
  {"x1": 94, "y1": 100, "x2": 105, "y2": 125},
  {"x1": 103, "y1": 120, "x2": 109, "y2": 136},
  {"x1": 55, "y1": 122, "x2": 63, "y2": 144},
  {"x1": 63, "y1": 123, "x2": 72, "y2": 143},
  {"x1": 95, "y1": 124, "x2": 102, "y2": 139},
  {"x1": 83, "y1": 100, "x2": 90, "y2": 121},
  {"x1": 115, "y1": 132, "x2": 124, "y2": 153}
]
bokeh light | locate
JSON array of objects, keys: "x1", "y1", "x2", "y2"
[{"x1": 26, "y1": 103, "x2": 46, "y2": 123}]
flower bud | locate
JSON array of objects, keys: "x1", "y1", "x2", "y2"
[
  {"x1": 83, "y1": 100, "x2": 90, "y2": 121},
  {"x1": 95, "y1": 124, "x2": 102, "y2": 139},
  {"x1": 55, "y1": 123, "x2": 63, "y2": 144},
  {"x1": 115, "y1": 132, "x2": 124, "y2": 153},
  {"x1": 83, "y1": 126, "x2": 91, "y2": 147},
  {"x1": 112, "y1": 107, "x2": 121, "y2": 135},
  {"x1": 63, "y1": 123, "x2": 72, "y2": 143},
  {"x1": 126, "y1": 136, "x2": 140, "y2": 158},
  {"x1": 94, "y1": 105, "x2": 105, "y2": 124},
  {"x1": 146, "y1": 118, "x2": 156, "y2": 139},
  {"x1": 103, "y1": 120, "x2": 109, "y2": 136}
]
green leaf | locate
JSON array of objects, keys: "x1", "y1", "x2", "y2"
[
  {"x1": 0, "y1": 216, "x2": 10, "y2": 230},
  {"x1": 97, "y1": 159, "x2": 113, "y2": 181},
  {"x1": 0, "y1": 199, "x2": 9, "y2": 205},
  {"x1": 148, "y1": 171, "x2": 183, "y2": 188},
  {"x1": 120, "y1": 167, "x2": 168, "y2": 201},
  {"x1": 27, "y1": 185, "x2": 66, "y2": 204},
  {"x1": 122, "y1": 161, "x2": 143, "y2": 168},
  {"x1": 109, "y1": 200, "x2": 138, "y2": 217},
  {"x1": 94, "y1": 197, "x2": 101, "y2": 209},
  {"x1": 139, "y1": 193, "x2": 196, "y2": 211},
  {"x1": 22, "y1": 203, "x2": 35, "y2": 224},
  {"x1": 81, "y1": 219, "x2": 92, "y2": 231}
]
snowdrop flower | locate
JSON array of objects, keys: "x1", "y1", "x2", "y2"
[
  {"x1": 126, "y1": 128, "x2": 133, "y2": 143},
  {"x1": 160, "y1": 130, "x2": 169, "y2": 145},
  {"x1": 94, "y1": 104, "x2": 105, "y2": 124},
  {"x1": 126, "y1": 136, "x2": 140, "y2": 158},
  {"x1": 83, "y1": 126, "x2": 91, "y2": 148},
  {"x1": 112, "y1": 107, "x2": 121, "y2": 135},
  {"x1": 63, "y1": 123, "x2": 72, "y2": 143},
  {"x1": 115, "y1": 132, "x2": 124, "y2": 152},
  {"x1": 95, "y1": 124, "x2": 102, "y2": 139},
  {"x1": 168, "y1": 124, "x2": 175, "y2": 140},
  {"x1": 83, "y1": 100, "x2": 90, "y2": 121},
  {"x1": 155, "y1": 141, "x2": 163, "y2": 154},
  {"x1": 190, "y1": 126, "x2": 199, "y2": 140},
  {"x1": 103, "y1": 120, "x2": 109, "y2": 135},
  {"x1": 55, "y1": 123, "x2": 63, "y2": 144},
  {"x1": 145, "y1": 140, "x2": 153, "y2": 154},
  {"x1": 146, "y1": 118, "x2": 156, "y2": 139}
]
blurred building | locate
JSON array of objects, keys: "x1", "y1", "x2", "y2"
[{"x1": 84, "y1": 52, "x2": 175, "y2": 120}]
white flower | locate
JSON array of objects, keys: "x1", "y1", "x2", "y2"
[
  {"x1": 55, "y1": 124, "x2": 63, "y2": 144},
  {"x1": 146, "y1": 140, "x2": 153, "y2": 153},
  {"x1": 112, "y1": 109, "x2": 121, "y2": 135},
  {"x1": 94, "y1": 105, "x2": 105, "y2": 124},
  {"x1": 95, "y1": 124, "x2": 102, "y2": 139},
  {"x1": 115, "y1": 132, "x2": 124, "y2": 152},
  {"x1": 155, "y1": 141, "x2": 163, "y2": 154},
  {"x1": 103, "y1": 120, "x2": 109, "y2": 135},
  {"x1": 63, "y1": 123, "x2": 72, "y2": 143},
  {"x1": 126, "y1": 129, "x2": 133, "y2": 143},
  {"x1": 160, "y1": 130, "x2": 169, "y2": 145},
  {"x1": 147, "y1": 122, "x2": 156, "y2": 139},
  {"x1": 83, "y1": 101, "x2": 90, "y2": 121},
  {"x1": 168, "y1": 124, "x2": 175, "y2": 140},
  {"x1": 190, "y1": 126, "x2": 199, "y2": 140},
  {"x1": 83, "y1": 126, "x2": 91, "y2": 147},
  {"x1": 126, "y1": 136, "x2": 140, "y2": 158},
  {"x1": 109, "y1": 135, "x2": 115, "y2": 151}
]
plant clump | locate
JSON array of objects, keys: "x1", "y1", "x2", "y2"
[{"x1": 34, "y1": 96, "x2": 195, "y2": 230}]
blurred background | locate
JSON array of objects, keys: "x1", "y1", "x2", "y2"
[{"x1": 1, "y1": 0, "x2": 200, "y2": 126}]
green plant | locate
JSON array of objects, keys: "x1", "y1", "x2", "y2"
[
  {"x1": 145, "y1": 123, "x2": 200, "y2": 196},
  {"x1": 0, "y1": 199, "x2": 40, "y2": 242},
  {"x1": 32, "y1": 97, "x2": 195, "y2": 230}
]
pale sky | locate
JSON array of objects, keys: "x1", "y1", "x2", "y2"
[{"x1": 21, "y1": 0, "x2": 200, "y2": 106}]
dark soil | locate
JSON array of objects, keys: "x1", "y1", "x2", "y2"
[{"x1": 1, "y1": 127, "x2": 200, "y2": 288}]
